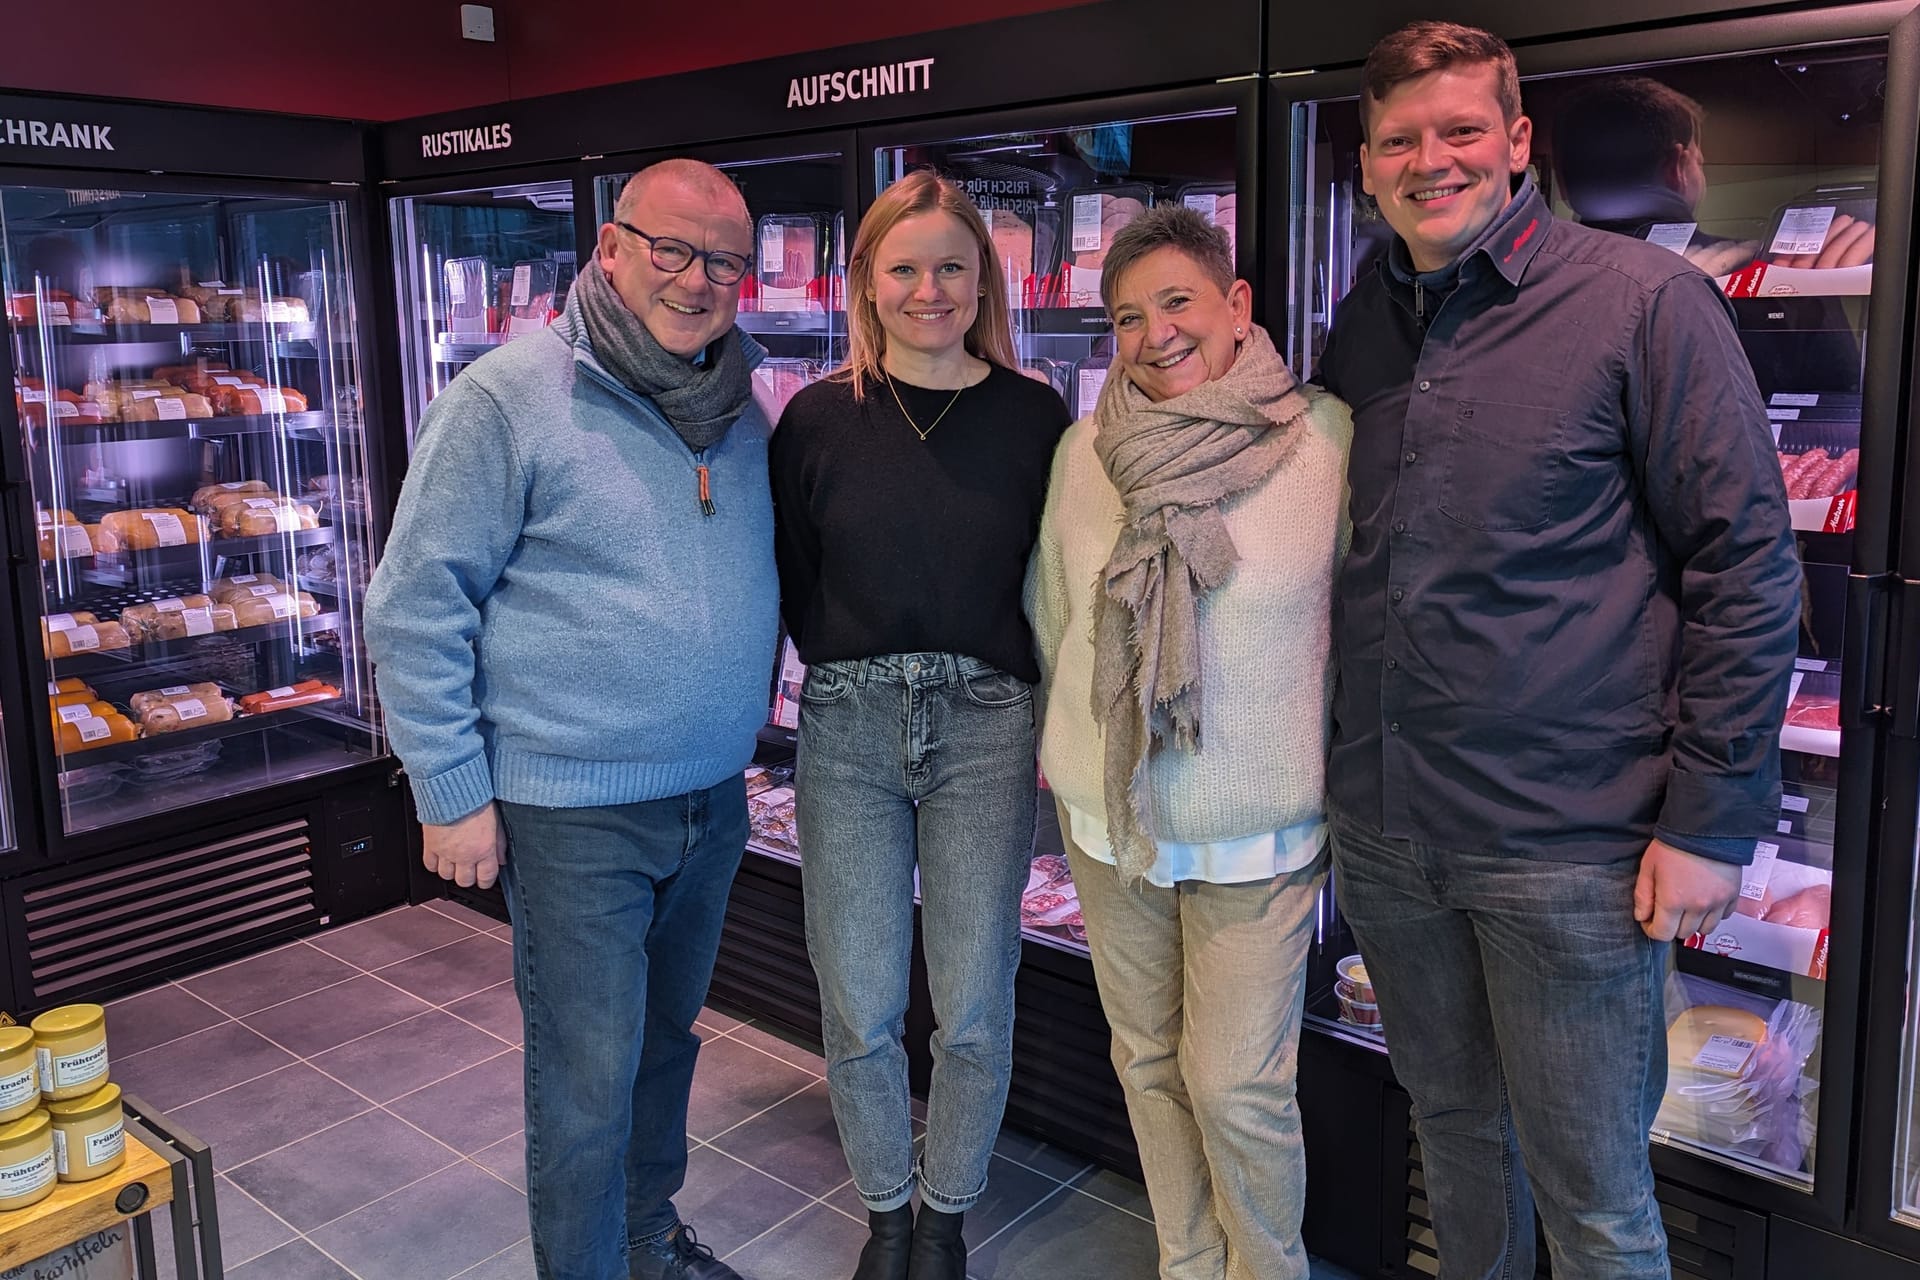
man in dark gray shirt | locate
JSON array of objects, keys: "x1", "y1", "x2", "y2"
[{"x1": 1314, "y1": 22, "x2": 1800, "y2": 1278}]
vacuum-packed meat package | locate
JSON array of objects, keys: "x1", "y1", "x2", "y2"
[{"x1": 756, "y1": 215, "x2": 829, "y2": 313}]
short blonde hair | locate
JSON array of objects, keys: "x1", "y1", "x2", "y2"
[{"x1": 834, "y1": 169, "x2": 1019, "y2": 398}]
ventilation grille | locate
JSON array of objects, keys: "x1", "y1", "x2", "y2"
[
  {"x1": 710, "y1": 850, "x2": 821, "y2": 1036},
  {"x1": 23, "y1": 818, "x2": 318, "y2": 1003},
  {"x1": 1404, "y1": 1115, "x2": 1752, "y2": 1278}
]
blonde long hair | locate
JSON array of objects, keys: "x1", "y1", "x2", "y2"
[{"x1": 833, "y1": 169, "x2": 1020, "y2": 398}]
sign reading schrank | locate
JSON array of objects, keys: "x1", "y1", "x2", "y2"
[{"x1": 0, "y1": 92, "x2": 363, "y2": 182}]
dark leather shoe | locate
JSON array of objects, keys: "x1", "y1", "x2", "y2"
[
  {"x1": 630, "y1": 1223, "x2": 742, "y2": 1280},
  {"x1": 906, "y1": 1207, "x2": 966, "y2": 1280},
  {"x1": 851, "y1": 1205, "x2": 913, "y2": 1280}
]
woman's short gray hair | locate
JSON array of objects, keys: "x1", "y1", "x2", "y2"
[{"x1": 1099, "y1": 204, "x2": 1235, "y2": 313}]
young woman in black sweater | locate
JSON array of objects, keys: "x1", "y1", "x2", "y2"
[{"x1": 769, "y1": 170, "x2": 1069, "y2": 1280}]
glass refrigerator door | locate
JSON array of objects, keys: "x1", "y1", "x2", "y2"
[
  {"x1": 389, "y1": 181, "x2": 578, "y2": 454},
  {"x1": 1290, "y1": 41, "x2": 1885, "y2": 1190},
  {"x1": 1, "y1": 184, "x2": 385, "y2": 836},
  {"x1": 875, "y1": 103, "x2": 1242, "y2": 951}
]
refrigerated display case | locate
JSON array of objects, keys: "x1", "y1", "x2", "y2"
[
  {"x1": 1, "y1": 183, "x2": 385, "y2": 839},
  {"x1": 388, "y1": 177, "x2": 583, "y2": 453},
  {"x1": 1277, "y1": 3, "x2": 1918, "y2": 1273}
]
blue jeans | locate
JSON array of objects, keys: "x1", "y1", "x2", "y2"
[
  {"x1": 796, "y1": 653, "x2": 1036, "y2": 1213},
  {"x1": 1328, "y1": 809, "x2": 1669, "y2": 1280},
  {"x1": 499, "y1": 780, "x2": 747, "y2": 1280}
]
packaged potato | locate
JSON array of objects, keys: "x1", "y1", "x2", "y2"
[
  {"x1": 120, "y1": 595, "x2": 237, "y2": 642},
  {"x1": 128, "y1": 682, "x2": 225, "y2": 717},
  {"x1": 230, "y1": 591, "x2": 320, "y2": 628},
  {"x1": 93, "y1": 509, "x2": 207, "y2": 552}
]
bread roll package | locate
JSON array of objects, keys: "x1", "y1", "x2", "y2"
[
  {"x1": 208, "y1": 573, "x2": 288, "y2": 603},
  {"x1": 120, "y1": 595, "x2": 236, "y2": 641},
  {"x1": 230, "y1": 296, "x2": 310, "y2": 324},
  {"x1": 43, "y1": 620, "x2": 131, "y2": 659},
  {"x1": 123, "y1": 393, "x2": 214, "y2": 422},
  {"x1": 230, "y1": 590, "x2": 320, "y2": 628},
  {"x1": 221, "y1": 498, "x2": 319, "y2": 537},
  {"x1": 128, "y1": 682, "x2": 225, "y2": 717},
  {"x1": 93, "y1": 509, "x2": 207, "y2": 553},
  {"x1": 36, "y1": 509, "x2": 92, "y2": 561},
  {"x1": 191, "y1": 479, "x2": 272, "y2": 512},
  {"x1": 136, "y1": 691, "x2": 234, "y2": 735}
]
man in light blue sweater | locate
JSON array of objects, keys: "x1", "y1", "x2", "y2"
[{"x1": 366, "y1": 159, "x2": 777, "y2": 1280}]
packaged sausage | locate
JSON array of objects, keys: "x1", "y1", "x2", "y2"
[
  {"x1": 230, "y1": 591, "x2": 320, "y2": 628},
  {"x1": 48, "y1": 678, "x2": 92, "y2": 698},
  {"x1": 214, "y1": 386, "x2": 308, "y2": 417},
  {"x1": 54, "y1": 712, "x2": 136, "y2": 753},
  {"x1": 240, "y1": 679, "x2": 340, "y2": 713},
  {"x1": 93, "y1": 509, "x2": 207, "y2": 552},
  {"x1": 44, "y1": 620, "x2": 132, "y2": 660},
  {"x1": 128, "y1": 682, "x2": 226, "y2": 717}
]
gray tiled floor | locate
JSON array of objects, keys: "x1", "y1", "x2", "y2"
[{"x1": 110, "y1": 901, "x2": 1368, "y2": 1280}]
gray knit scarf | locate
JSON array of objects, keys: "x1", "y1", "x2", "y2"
[
  {"x1": 573, "y1": 260, "x2": 753, "y2": 453},
  {"x1": 1089, "y1": 324, "x2": 1312, "y2": 882}
]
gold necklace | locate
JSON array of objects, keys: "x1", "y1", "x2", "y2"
[{"x1": 885, "y1": 371, "x2": 966, "y2": 442}]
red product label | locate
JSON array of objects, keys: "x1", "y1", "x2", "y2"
[
  {"x1": 1723, "y1": 262, "x2": 1771, "y2": 298},
  {"x1": 1823, "y1": 491, "x2": 1857, "y2": 534},
  {"x1": 1810, "y1": 930, "x2": 1830, "y2": 981}
]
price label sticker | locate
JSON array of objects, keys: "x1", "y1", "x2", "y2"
[
  {"x1": 511, "y1": 264, "x2": 532, "y2": 308},
  {"x1": 230, "y1": 574, "x2": 260, "y2": 584},
  {"x1": 1773, "y1": 393, "x2": 1821, "y2": 407},
  {"x1": 1071, "y1": 195, "x2": 1103, "y2": 253},
  {"x1": 1770, "y1": 205, "x2": 1839, "y2": 257},
  {"x1": 248, "y1": 584, "x2": 280, "y2": 597},
  {"x1": 141, "y1": 511, "x2": 188, "y2": 546},
  {"x1": 158, "y1": 685, "x2": 191, "y2": 696},
  {"x1": 45, "y1": 613, "x2": 76, "y2": 632},
  {"x1": 63, "y1": 625, "x2": 100, "y2": 652},
  {"x1": 1795, "y1": 657, "x2": 1829, "y2": 673},
  {"x1": 20, "y1": 389, "x2": 47, "y2": 403},
  {"x1": 153, "y1": 598, "x2": 185, "y2": 612},
  {"x1": 1781, "y1": 793, "x2": 1810, "y2": 813},
  {"x1": 56, "y1": 705, "x2": 96, "y2": 724},
  {"x1": 1644, "y1": 222, "x2": 1698, "y2": 255},
  {"x1": 58, "y1": 525, "x2": 90, "y2": 556},
  {"x1": 1767, "y1": 407, "x2": 1801, "y2": 421},
  {"x1": 445, "y1": 260, "x2": 468, "y2": 304},
  {"x1": 257, "y1": 390, "x2": 287, "y2": 414},
  {"x1": 1739, "y1": 840, "x2": 1779, "y2": 901},
  {"x1": 43, "y1": 300, "x2": 68, "y2": 323},
  {"x1": 1183, "y1": 193, "x2": 1219, "y2": 223},
  {"x1": 212, "y1": 375, "x2": 247, "y2": 387},
  {"x1": 268, "y1": 685, "x2": 298, "y2": 698},
  {"x1": 144, "y1": 296, "x2": 180, "y2": 324},
  {"x1": 759, "y1": 223, "x2": 785, "y2": 272},
  {"x1": 1694, "y1": 1034, "x2": 1759, "y2": 1075},
  {"x1": 172, "y1": 698, "x2": 209, "y2": 721},
  {"x1": 182, "y1": 607, "x2": 215, "y2": 636},
  {"x1": 75, "y1": 716, "x2": 111, "y2": 742},
  {"x1": 269, "y1": 595, "x2": 298, "y2": 619},
  {"x1": 154, "y1": 397, "x2": 187, "y2": 420}
]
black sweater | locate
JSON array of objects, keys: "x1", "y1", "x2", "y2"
[{"x1": 769, "y1": 365, "x2": 1070, "y2": 683}]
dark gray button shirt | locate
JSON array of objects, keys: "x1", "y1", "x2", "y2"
[{"x1": 1316, "y1": 184, "x2": 1800, "y2": 864}]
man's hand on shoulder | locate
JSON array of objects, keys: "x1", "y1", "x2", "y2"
[
  {"x1": 1633, "y1": 837, "x2": 1742, "y2": 942},
  {"x1": 424, "y1": 802, "x2": 507, "y2": 890}
]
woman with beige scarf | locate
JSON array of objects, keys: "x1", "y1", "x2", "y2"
[{"x1": 1026, "y1": 204, "x2": 1351, "y2": 1280}]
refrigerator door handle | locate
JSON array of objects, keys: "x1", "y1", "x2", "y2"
[{"x1": 1858, "y1": 570, "x2": 1920, "y2": 737}]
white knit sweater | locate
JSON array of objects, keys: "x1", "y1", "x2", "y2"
[{"x1": 1026, "y1": 387, "x2": 1352, "y2": 844}]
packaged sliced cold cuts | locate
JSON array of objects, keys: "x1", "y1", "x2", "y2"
[
  {"x1": 93, "y1": 509, "x2": 207, "y2": 552},
  {"x1": 756, "y1": 215, "x2": 828, "y2": 312},
  {"x1": 1173, "y1": 182, "x2": 1238, "y2": 258},
  {"x1": 1066, "y1": 186, "x2": 1152, "y2": 271}
]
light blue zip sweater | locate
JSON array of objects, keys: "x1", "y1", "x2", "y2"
[{"x1": 365, "y1": 294, "x2": 779, "y2": 825}]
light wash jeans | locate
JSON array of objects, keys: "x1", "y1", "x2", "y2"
[
  {"x1": 1063, "y1": 806, "x2": 1325, "y2": 1280},
  {"x1": 499, "y1": 780, "x2": 747, "y2": 1280},
  {"x1": 796, "y1": 653, "x2": 1036, "y2": 1213},
  {"x1": 1328, "y1": 807, "x2": 1670, "y2": 1280}
]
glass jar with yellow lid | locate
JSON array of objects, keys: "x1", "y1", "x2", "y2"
[
  {"x1": 30, "y1": 1004, "x2": 108, "y2": 1101},
  {"x1": 0, "y1": 1028, "x2": 39, "y2": 1124},
  {"x1": 46, "y1": 1082, "x2": 124, "y2": 1182},
  {"x1": 0, "y1": 1110, "x2": 56, "y2": 1210}
]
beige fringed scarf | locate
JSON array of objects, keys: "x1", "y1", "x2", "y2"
[{"x1": 1089, "y1": 324, "x2": 1312, "y2": 882}]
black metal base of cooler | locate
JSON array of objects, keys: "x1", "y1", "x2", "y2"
[{"x1": 0, "y1": 765, "x2": 409, "y2": 1014}]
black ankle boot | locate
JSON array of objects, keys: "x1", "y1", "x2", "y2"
[
  {"x1": 906, "y1": 1206, "x2": 966, "y2": 1280},
  {"x1": 852, "y1": 1205, "x2": 914, "y2": 1280}
]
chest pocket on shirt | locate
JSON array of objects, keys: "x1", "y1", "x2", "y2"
[{"x1": 1438, "y1": 400, "x2": 1572, "y2": 532}]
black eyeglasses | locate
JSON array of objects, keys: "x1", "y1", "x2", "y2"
[{"x1": 615, "y1": 222, "x2": 751, "y2": 286}]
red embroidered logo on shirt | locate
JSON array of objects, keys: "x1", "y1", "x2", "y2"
[{"x1": 1504, "y1": 219, "x2": 1540, "y2": 263}]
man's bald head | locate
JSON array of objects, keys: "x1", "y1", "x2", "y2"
[{"x1": 613, "y1": 159, "x2": 750, "y2": 233}]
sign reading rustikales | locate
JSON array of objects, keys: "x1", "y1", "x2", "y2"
[{"x1": 420, "y1": 122, "x2": 514, "y2": 159}]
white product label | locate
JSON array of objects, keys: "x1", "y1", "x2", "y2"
[
  {"x1": 269, "y1": 595, "x2": 298, "y2": 619},
  {"x1": 131, "y1": 389, "x2": 161, "y2": 400},
  {"x1": 1693, "y1": 1034, "x2": 1758, "y2": 1075},
  {"x1": 1773, "y1": 393, "x2": 1821, "y2": 407},
  {"x1": 1779, "y1": 819, "x2": 1793, "y2": 833},
  {"x1": 244, "y1": 497, "x2": 281, "y2": 509},
  {"x1": 63, "y1": 625, "x2": 101, "y2": 653},
  {"x1": 74, "y1": 716, "x2": 112, "y2": 743},
  {"x1": 1183, "y1": 193, "x2": 1219, "y2": 223},
  {"x1": 43, "y1": 300, "x2": 68, "y2": 323},
  {"x1": 57, "y1": 705, "x2": 97, "y2": 724},
  {"x1": 154, "y1": 597, "x2": 186, "y2": 612},
  {"x1": 510, "y1": 263, "x2": 532, "y2": 307},
  {"x1": 1071, "y1": 195, "x2": 1103, "y2": 253},
  {"x1": 182, "y1": 607, "x2": 215, "y2": 636},
  {"x1": 154, "y1": 397, "x2": 187, "y2": 420},
  {"x1": 50, "y1": 400, "x2": 76, "y2": 418},
  {"x1": 46, "y1": 681, "x2": 56, "y2": 695},
  {"x1": 1781, "y1": 793, "x2": 1810, "y2": 813},
  {"x1": 142, "y1": 511, "x2": 188, "y2": 546},
  {"x1": 264, "y1": 300, "x2": 292, "y2": 322},
  {"x1": 445, "y1": 261, "x2": 468, "y2": 304},
  {"x1": 45, "y1": 613, "x2": 77, "y2": 632},
  {"x1": 158, "y1": 684, "x2": 190, "y2": 695},
  {"x1": 231, "y1": 573, "x2": 260, "y2": 584},
  {"x1": 0, "y1": 1066, "x2": 34, "y2": 1112},
  {"x1": 1767, "y1": 407, "x2": 1800, "y2": 421},
  {"x1": 1077, "y1": 366, "x2": 1108, "y2": 412},
  {"x1": 42, "y1": 1042, "x2": 107, "y2": 1091},
  {"x1": 268, "y1": 685, "x2": 297, "y2": 698},
  {"x1": 1788, "y1": 671, "x2": 1804, "y2": 705},
  {"x1": 85, "y1": 1121, "x2": 123, "y2": 1168},
  {"x1": 58, "y1": 525, "x2": 90, "y2": 556},
  {"x1": 198, "y1": 280, "x2": 225, "y2": 288},
  {"x1": 1739, "y1": 840, "x2": 1780, "y2": 901},
  {"x1": 218, "y1": 288, "x2": 243, "y2": 297},
  {"x1": 144, "y1": 296, "x2": 179, "y2": 324},
  {"x1": 256, "y1": 390, "x2": 288, "y2": 414},
  {"x1": 212, "y1": 375, "x2": 247, "y2": 387},
  {"x1": 0, "y1": 1147, "x2": 55, "y2": 1199},
  {"x1": 1644, "y1": 222, "x2": 1698, "y2": 255},
  {"x1": 760, "y1": 223, "x2": 785, "y2": 269},
  {"x1": 1771, "y1": 206, "x2": 1839, "y2": 256},
  {"x1": 171, "y1": 697, "x2": 209, "y2": 721},
  {"x1": 20, "y1": 389, "x2": 47, "y2": 403},
  {"x1": 1795, "y1": 657, "x2": 1829, "y2": 672},
  {"x1": 248, "y1": 584, "x2": 280, "y2": 597},
  {"x1": 50, "y1": 1128, "x2": 64, "y2": 1174}
]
